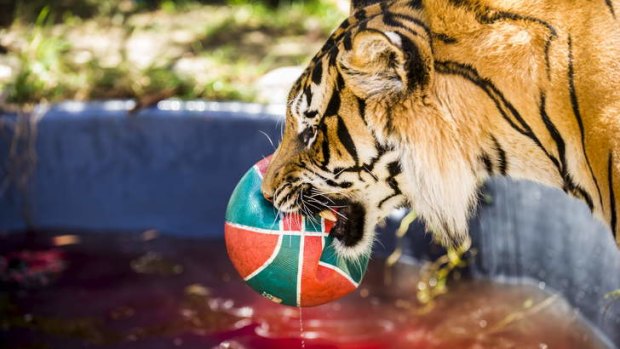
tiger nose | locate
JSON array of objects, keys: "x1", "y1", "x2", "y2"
[
  {"x1": 261, "y1": 182, "x2": 275, "y2": 203},
  {"x1": 262, "y1": 191, "x2": 273, "y2": 202}
]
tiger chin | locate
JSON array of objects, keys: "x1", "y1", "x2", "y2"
[{"x1": 261, "y1": 0, "x2": 620, "y2": 261}]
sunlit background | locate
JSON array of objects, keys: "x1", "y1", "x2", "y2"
[{"x1": 0, "y1": 0, "x2": 347, "y2": 109}]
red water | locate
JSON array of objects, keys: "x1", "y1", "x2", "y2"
[{"x1": 0, "y1": 231, "x2": 612, "y2": 349}]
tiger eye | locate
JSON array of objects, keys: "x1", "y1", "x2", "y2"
[{"x1": 299, "y1": 127, "x2": 317, "y2": 146}]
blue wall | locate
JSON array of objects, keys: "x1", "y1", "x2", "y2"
[{"x1": 0, "y1": 101, "x2": 283, "y2": 236}]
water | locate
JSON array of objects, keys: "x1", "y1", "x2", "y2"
[
  {"x1": 0, "y1": 231, "x2": 613, "y2": 349},
  {"x1": 298, "y1": 307, "x2": 305, "y2": 349}
]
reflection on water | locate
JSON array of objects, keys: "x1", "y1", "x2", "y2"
[{"x1": 0, "y1": 231, "x2": 613, "y2": 349}]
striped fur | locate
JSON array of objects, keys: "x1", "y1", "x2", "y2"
[{"x1": 262, "y1": 0, "x2": 620, "y2": 259}]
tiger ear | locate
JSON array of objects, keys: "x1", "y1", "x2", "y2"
[{"x1": 339, "y1": 29, "x2": 431, "y2": 100}]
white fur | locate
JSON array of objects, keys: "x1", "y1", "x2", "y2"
[
  {"x1": 385, "y1": 31, "x2": 403, "y2": 47},
  {"x1": 398, "y1": 145, "x2": 478, "y2": 244}
]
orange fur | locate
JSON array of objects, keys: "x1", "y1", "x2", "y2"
[{"x1": 263, "y1": 0, "x2": 620, "y2": 258}]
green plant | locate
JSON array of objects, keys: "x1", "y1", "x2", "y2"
[
  {"x1": 6, "y1": 7, "x2": 74, "y2": 105},
  {"x1": 2, "y1": 0, "x2": 345, "y2": 107}
]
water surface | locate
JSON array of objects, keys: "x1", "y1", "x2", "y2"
[{"x1": 0, "y1": 231, "x2": 612, "y2": 349}]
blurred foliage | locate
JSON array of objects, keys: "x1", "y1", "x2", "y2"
[
  {"x1": 6, "y1": 7, "x2": 74, "y2": 105},
  {"x1": 0, "y1": 0, "x2": 345, "y2": 107}
]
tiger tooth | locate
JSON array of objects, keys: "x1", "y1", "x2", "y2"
[{"x1": 319, "y1": 210, "x2": 337, "y2": 222}]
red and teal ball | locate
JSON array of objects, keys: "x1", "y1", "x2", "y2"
[{"x1": 224, "y1": 157, "x2": 369, "y2": 307}]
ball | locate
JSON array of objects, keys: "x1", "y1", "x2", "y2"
[{"x1": 224, "y1": 156, "x2": 369, "y2": 307}]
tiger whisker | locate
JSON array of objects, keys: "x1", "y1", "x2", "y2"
[
  {"x1": 307, "y1": 193, "x2": 348, "y2": 208},
  {"x1": 335, "y1": 167, "x2": 348, "y2": 177},
  {"x1": 310, "y1": 187, "x2": 342, "y2": 195},
  {"x1": 307, "y1": 190, "x2": 338, "y2": 201},
  {"x1": 299, "y1": 191, "x2": 322, "y2": 226},
  {"x1": 259, "y1": 130, "x2": 276, "y2": 151},
  {"x1": 306, "y1": 199, "x2": 348, "y2": 221},
  {"x1": 309, "y1": 187, "x2": 346, "y2": 198}
]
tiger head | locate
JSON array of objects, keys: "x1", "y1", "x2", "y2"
[{"x1": 260, "y1": 2, "x2": 462, "y2": 260}]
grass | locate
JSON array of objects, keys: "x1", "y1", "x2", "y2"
[
  {"x1": 5, "y1": 7, "x2": 75, "y2": 106},
  {"x1": 0, "y1": 0, "x2": 345, "y2": 108}
]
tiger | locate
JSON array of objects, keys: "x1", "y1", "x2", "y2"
[{"x1": 260, "y1": 0, "x2": 620, "y2": 260}]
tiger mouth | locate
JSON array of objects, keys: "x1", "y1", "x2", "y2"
[
  {"x1": 323, "y1": 202, "x2": 366, "y2": 247},
  {"x1": 303, "y1": 194, "x2": 366, "y2": 248}
]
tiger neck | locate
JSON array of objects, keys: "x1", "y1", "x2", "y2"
[{"x1": 425, "y1": 60, "x2": 613, "y2": 234}]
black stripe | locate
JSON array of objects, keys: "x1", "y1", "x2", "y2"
[
  {"x1": 567, "y1": 35, "x2": 604, "y2": 209},
  {"x1": 311, "y1": 61, "x2": 322, "y2": 85},
  {"x1": 343, "y1": 32, "x2": 352, "y2": 50},
  {"x1": 480, "y1": 152, "x2": 494, "y2": 175},
  {"x1": 436, "y1": 61, "x2": 527, "y2": 135},
  {"x1": 383, "y1": 11, "x2": 404, "y2": 29},
  {"x1": 387, "y1": 161, "x2": 401, "y2": 176},
  {"x1": 540, "y1": 92, "x2": 567, "y2": 168},
  {"x1": 480, "y1": 12, "x2": 557, "y2": 38},
  {"x1": 397, "y1": 33, "x2": 430, "y2": 90},
  {"x1": 324, "y1": 91, "x2": 341, "y2": 117},
  {"x1": 359, "y1": 18, "x2": 368, "y2": 31},
  {"x1": 409, "y1": 0, "x2": 423, "y2": 9},
  {"x1": 336, "y1": 73, "x2": 346, "y2": 90},
  {"x1": 491, "y1": 136, "x2": 508, "y2": 175},
  {"x1": 389, "y1": 13, "x2": 432, "y2": 38},
  {"x1": 328, "y1": 45, "x2": 338, "y2": 66},
  {"x1": 318, "y1": 35, "x2": 336, "y2": 57},
  {"x1": 378, "y1": 193, "x2": 400, "y2": 208},
  {"x1": 298, "y1": 160, "x2": 355, "y2": 188},
  {"x1": 447, "y1": 0, "x2": 558, "y2": 38},
  {"x1": 337, "y1": 116, "x2": 359, "y2": 164},
  {"x1": 605, "y1": 0, "x2": 616, "y2": 18},
  {"x1": 436, "y1": 61, "x2": 557, "y2": 167},
  {"x1": 385, "y1": 111, "x2": 394, "y2": 134},
  {"x1": 540, "y1": 92, "x2": 594, "y2": 210},
  {"x1": 297, "y1": 159, "x2": 328, "y2": 177},
  {"x1": 320, "y1": 123, "x2": 331, "y2": 168},
  {"x1": 539, "y1": 93, "x2": 569, "y2": 179},
  {"x1": 325, "y1": 179, "x2": 353, "y2": 188},
  {"x1": 544, "y1": 38, "x2": 552, "y2": 79},
  {"x1": 354, "y1": 9, "x2": 367, "y2": 21},
  {"x1": 304, "y1": 86, "x2": 312, "y2": 105},
  {"x1": 333, "y1": 138, "x2": 389, "y2": 181},
  {"x1": 338, "y1": 18, "x2": 351, "y2": 30},
  {"x1": 447, "y1": 0, "x2": 557, "y2": 74},
  {"x1": 381, "y1": 14, "x2": 422, "y2": 38},
  {"x1": 609, "y1": 152, "x2": 617, "y2": 236},
  {"x1": 357, "y1": 97, "x2": 368, "y2": 125},
  {"x1": 378, "y1": 161, "x2": 402, "y2": 208},
  {"x1": 432, "y1": 32, "x2": 457, "y2": 44}
]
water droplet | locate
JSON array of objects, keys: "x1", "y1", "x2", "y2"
[{"x1": 298, "y1": 307, "x2": 306, "y2": 349}]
